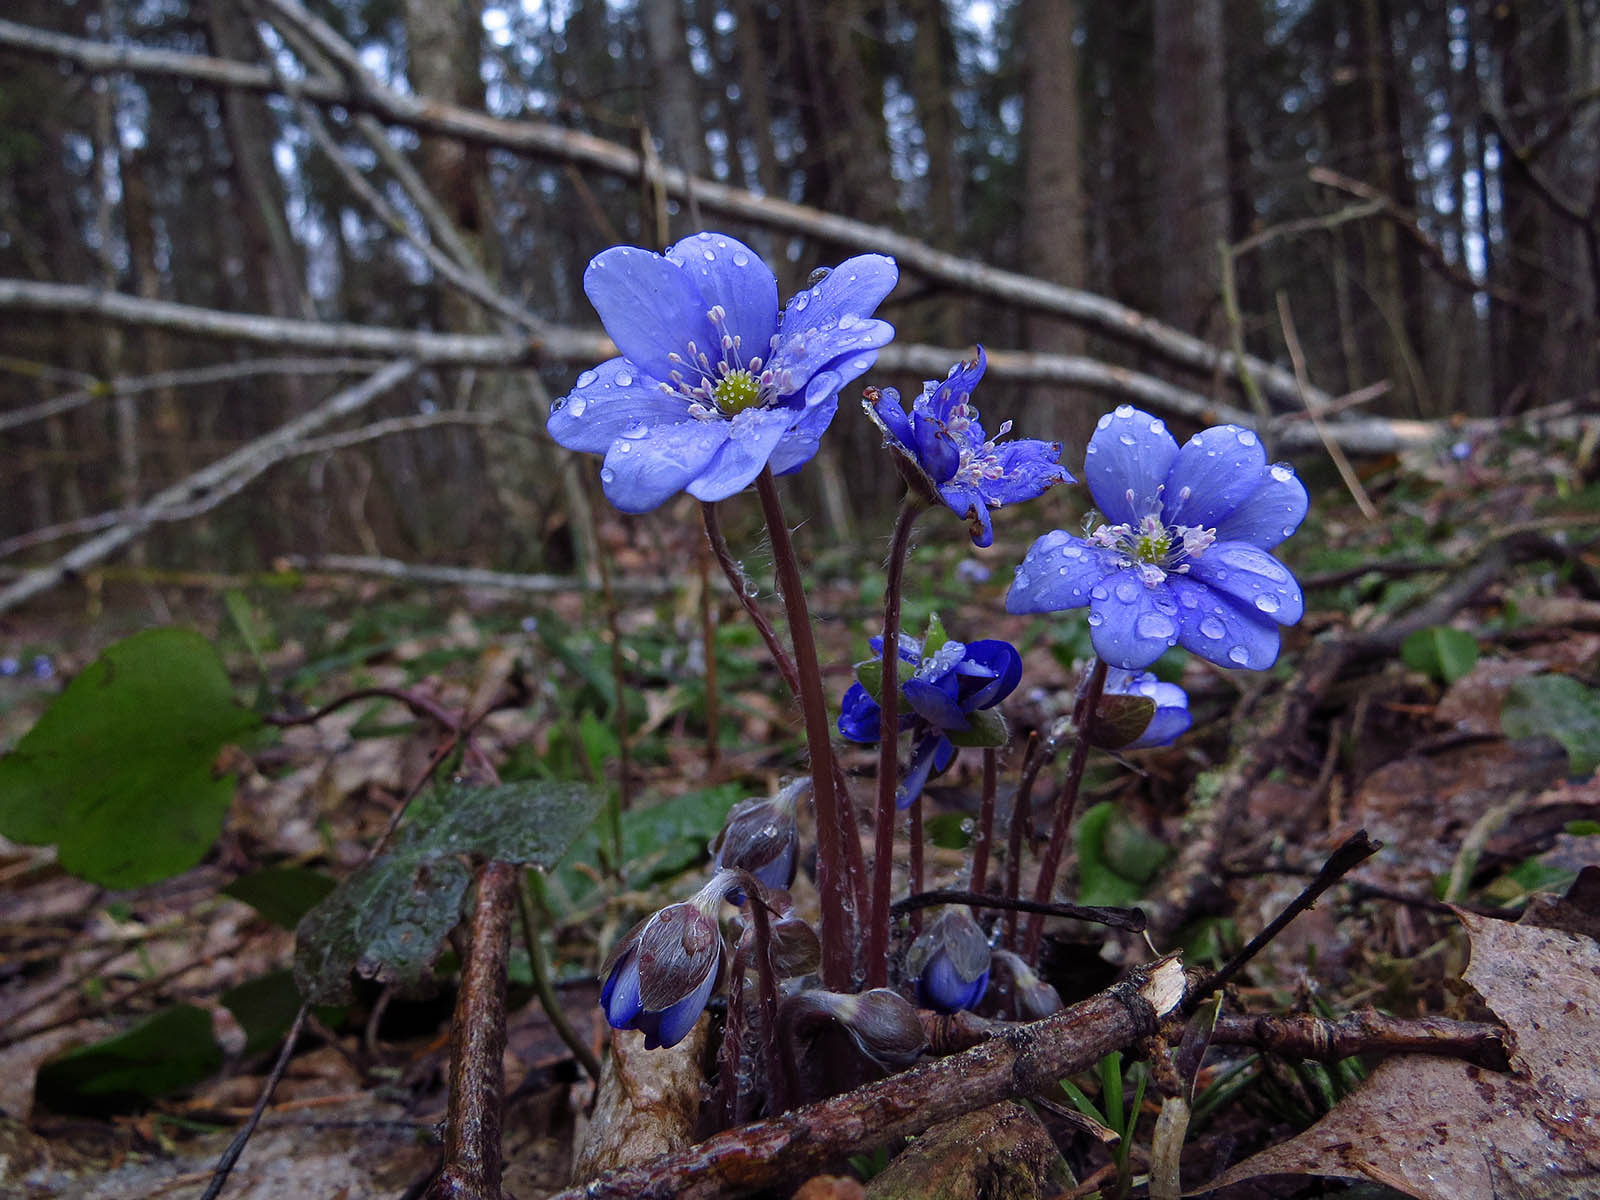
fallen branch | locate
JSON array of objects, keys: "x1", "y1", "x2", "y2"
[
  {"x1": 1208, "y1": 1010, "x2": 1509, "y2": 1070},
  {"x1": 0, "y1": 360, "x2": 418, "y2": 614},
  {"x1": 280, "y1": 553, "x2": 681, "y2": 596},
  {"x1": 549, "y1": 956, "x2": 1186, "y2": 1200}
]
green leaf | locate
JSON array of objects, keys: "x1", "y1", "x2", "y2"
[
  {"x1": 921, "y1": 612, "x2": 949, "y2": 659},
  {"x1": 1502, "y1": 675, "x2": 1600, "y2": 777},
  {"x1": 1076, "y1": 802, "x2": 1171, "y2": 907},
  {"x1": 220, "y1": 969, "x2": 307, "y2": 1057},
  {"x1": 223, "y1": 867, "x2": 338, "y2": 930},
  {"x1": 0, "y1": 629, "x2": 261, "y2": 887},
  {"x1": 294, "y1": 780, "x2": 606, "y2": 1004},
  {"x1": 1400, "y1": 626, "x2": 1479, "y2": 684},
  {"x1": 947, "y1": 708, "x2": 1008, "y2": 748},
  {"x1": 924, "y1": 811, "x2": 972, "y2": 850},
  {"x1": 854, "y1": 657, "x2": 885, "y2": 703},
  {"x1": 34, "y1": 1005, "x2": 222, "y2": 1115}
]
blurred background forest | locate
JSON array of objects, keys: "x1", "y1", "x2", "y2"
[{"x1": 2, "y1": 0, "x2": 1597, "y2": 588}]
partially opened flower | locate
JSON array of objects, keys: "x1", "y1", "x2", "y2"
[
  {"x1": 712, "y1": 777, "x2": 806, "y2": 902},
  {"x1": 548, "y1": 232, "x2": 898, "y2": 513},
  {"x1": 1092, "y1": 668, "x2": 1192, "y2": 751},
  {"x1": 600, "y1": 873, "x2": 729, "y2": 1049},
  {"x1": 1008, "y1": 405, "x2": 1307, "y2": 671},
  {"x1": 866, "y1": 347, "x2": 1070, "y2": 547},
  {"x1": 838, "y1": 619, "x2": 1022, "y2": 807},
  {"x1": 906, "y1": 908, "x2": 991, "y2": 1014}
]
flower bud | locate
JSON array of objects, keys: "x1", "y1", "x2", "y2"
[
  {"x1": 988, "y1": 949, "x2": 1063, "y2": 1021},
  {"x1": 712, "y1": 778, "x2": 806, "y2": 902},
  {"x1": 781, "y1": 988, "x2": 927, "y2": 1069},
  {"x1": 906, "y1": 908, "x2": 992, "y2": 1014},
  {"x1": 599, "y1": 873, "x2": 728, "y2": 1049},
  {"x1": 1092, "y1": 668, "x2": 1191, "y2": 751}
]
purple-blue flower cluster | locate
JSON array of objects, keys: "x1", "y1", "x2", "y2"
[
  {"x1": 548, "y1": 232, "x2": 897, "y2": 513},
  {"x1": 1007, "y1": 405, "x2": 1307, "y2": 671},
  {"x1": 838, "y1": 625, "x2": 1021, "y2": 807},
  {"x1": 866, "y1": 347, "x2": 1071, "y2": 546}
]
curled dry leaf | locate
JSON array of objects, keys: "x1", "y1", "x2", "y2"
[{"x1": 1200, "y1": 893, "x2": 1600, "y2": 1199}]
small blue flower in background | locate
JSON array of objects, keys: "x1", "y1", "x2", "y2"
[
  {"x1": 907, "y1": 909, "x2": 991, "y2": 1014},
  {"x1": 866, "y1": 346, "x2": 1071, "y2": 547},
  {"x1": 838, "y1": 622, "x2": 1022, "y2": 807},
  {"x1": 0, "y1": 657, "x2": 19, "y2": 678},
  {"x1": 1099, "y1": 667, "x2": 1191, "y2": 750},
  {"x1": 599, "y1": 873, "x2": 728, "y2": 1049},
  {"x1": 1008, "y1": 405, "x2": 1307, "y2": 671},
  {"x1": 31, "y1": 655, "x2": 54, "y2": 681},
  {"x1": 548, "y1": 231, "x2": 898, "y2": 513}
]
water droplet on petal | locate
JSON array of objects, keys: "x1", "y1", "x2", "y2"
[
  {"x1": 1228, "y1": 645, "x2": 1251, "y2": 665},
  {"x1": 1087, "y1": 612, "x2": 1104, "y2": 627},
  {"x1": 622, "y1": 421, "x2": 649, "y2": 439},
  {"x1": 732, "y1": 250, "x2": 750, "y2": 267},
  {"x1": 1136, "y1": 612, "x2": 1176, "y2": 640},
  {"x1": 1096, "y1": 414, "x2": 1112, "y2": 430},
  {"x1": 1254, "y1": 593, "x2": 1280, "y2": 615},
  {"x1": 1119, "y1": 433, "x2": 1135, "y2": 446},
  {"x1": 1114, "y1": 404, "x2": 1133, "y2": 418},
  {"x1": 703, "y1": 248, "x2": 716, "y2": 261},
  {"x1": 1114, "y1": 580, "x2": 1139, "y2": 603},
  {"x1": 567, "y1": 396, "x2": 587, "y2": 418},
  {"x1": 1200, "y1": 616, "x2": 1226, "y2": 639},
  {"x1": 1090, "y1": 585, "x2": 1110, "y2": 602},
  {"x1": 615, "y1": 371, "x2": 633, "y2": 387},
  {"x1": 600, "y1": 467, "x2": 615, "y2": 483},
  {"x1": 576, "y1": 370, "x2": 598, "y2": 388},
  {"x1": 616, "y1": 440, "x2": 632, "y2": 453},
  {"x1": 1270, "y1": 464, "x2": 1293, "y2": 482},
  {"x1": 1238, "y1": 430, "x2": 1258, "y2": 446}
]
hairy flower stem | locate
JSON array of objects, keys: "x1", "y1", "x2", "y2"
[
  {"x1": 701, "y1": 499, "x2": 870, "y2": 928},
  {"x1": 1022, "y1": 658, "x2": 1109, "y2": 960},
  {"x1": 908, "y1": 800, "x2": 925, "y2": 936},
  {"x1": 868, "y1": 497, "x2": 924, "y2": 987},
  {"x1": 754, "y1": 469, "x2": 856, "y2": 990},
  {"x1": 736, "y1": 875, "x2": 798, "y2": 1114},
  {"x1": 970, "y1": 749, "x2": 999, "y2": 896}
]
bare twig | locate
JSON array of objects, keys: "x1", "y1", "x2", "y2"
[
  {"x1": 280, "y1": 553, "x2": 680, "y2": 596},
  {"x1": 201, "y1": 1003, "x2": 311, "y2": 1200},
  {"x1": 1209, "y1": 1010, "x2": 1508, "y2": 1070},
  {"x1": 0, "y1": 360, "x2": 419, "y2": 614},
  {"x1": 890, "y1": 888, "x2": 1146, "y2": 933}
]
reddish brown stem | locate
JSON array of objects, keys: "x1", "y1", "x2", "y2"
[
  {"x1": 1022, "y1": 659, "x2": 1108, "y2": 960},
  {"x1": 868, "y1": 499, "x2": 921, "y2": 986},
  {"x1": 970, "y1": 748, "x2": 998, "y2": 896},
  {"x1": 754, "y1": 469, "x2": 855, "y2": 990},
  {"x1": 426, "y1": 859, "x2": 516, "y2": 1200},
  {"x1": 907, "y1": 797, "x2": 925, "y2": 937}
]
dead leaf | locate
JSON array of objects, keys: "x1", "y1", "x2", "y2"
[{"x1": 1200, "y1": 905, "x2": 1600, "y2": 1198}]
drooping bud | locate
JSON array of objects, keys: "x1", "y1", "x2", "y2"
[
  {"x1": 1091, "y1": 668, "x2": 1191, "y2": 751},
  {"x1": 712, "y1": 778, "x2": 806, "y2": 902},
  {"x1": 599, "y1": 872, "x2": 729, "y2": 1049},
  {"x1": 781, "y1": 988, "x2": 928, "y2": 1069},
  {"x1": 988, "y1": 949, "x2": 1063, "y2": 1021},
  {"x1": 905, "y1": 908, "x2": 992, "y2": 1014}
]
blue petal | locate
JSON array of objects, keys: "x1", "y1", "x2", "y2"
[
  {"x1": 1006, "y1": 531, "x2": 1121, "y2": 614},
  {"x1": 1162, "y1": 425, "x2": 1268, "y2": 529},
  {"x1": 917, "y1": 953, "x2": 989, "y2": 1013},
  {"x1": 584, "y1": 246, "x2": 717, "y2": 384},
  {"x1": 871, "y1": 386, "x2": 913, "y2": 448},
  {"x1": 899, "y1": 734, "x2": 954, "y2": 808},
  {"x1": 987, "y1": 439, "x2": 1072, "y2": 502},
  {"x1": 686, "y1": 406, "x2": 794, "y2": 502},
  {"x1": 769, "y1": 253, "x2": 898, "y2": 394},
  {"x1": 1125, "y1": 705, "x2": 1191, "y2": 750},
  {"x1": 600, "y1": 420, "x2": 728, "y2": 513},
  {"x1": 1086, "y1": 571, "x2": 1182, "y2": 670},
  {"x1": 959, "y1": 640, "x2": 1022, "y2": 710},
  {"x1": 904, "y1": 676, "x2": 970, "y2": 732},
  {"x1": 913, "y1": 409, "x2": 960, "y2": 482},
  {"x1": 1084, "y1": 406, "x2": 1180, "y2": 527},
  {"x1": 1186, "y1": 542, "x2": 1304, "y2": 626},
  {"x1": 645, "y1": 957, "x2": 719, "y2": 1050},
  {"x1": 766, "y1": 369, "x2": 846, "y2": 476},
  {"x1": 1212, "y1": 463, "x2": 1309, "y2": 549},
  {"x1": 925, "y1": 347, "x2": 987, "y2": 423},
  {"x1": 602, "y1": 952, "x2": 643, "y2": 1030},
  {"x1": 1168, "y1": 575, "x2": 1281, "y2": 670},
  {"x1": 665, "y1": 232, "x2": 779, "y2": 369},
  {"x1": 547, "y1": 357, "x2": 692, "y2": 454},
  {"x1": 936, "y1": 482, "x2": 992, "y2": 547},
  {"x1": 837, "y1": 682, "x2": 882, "y2": 743}
]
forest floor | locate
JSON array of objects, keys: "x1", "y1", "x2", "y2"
[{"x1": 1, "y1": 426, "x2": 1598, "y2": 1199}]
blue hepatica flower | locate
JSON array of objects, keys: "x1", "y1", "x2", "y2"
[
  {"x1": 599, "y1": 873, "x2": 729, "y2": 1049},
  {"x1": 907, "y1": 909, "x2": 991, "y2": 1014},
  {"x1": 837, "y1": 626, "x2": 1022, "y2": 807},
  {"x1": 548, "y1": 231, "x2": 898, "y2": 513},
  {"x1": 866, "y1": 346, "x2": 1071, "y2": 547},
  {"x1": 1007, "y1": 405, "x2": 1307, "y2": 671},
  {"x1": 1099, "y1": 667, "x2": 1191, "y2": 750}
]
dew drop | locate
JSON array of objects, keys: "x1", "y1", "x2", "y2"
[
  {"x1": 600, "y1": 467, "x2": 615, "y2": 483},
  {"x1": 732, "y1": 250, "x2": 749, "y2": 267},
  {"x1": 622, "y1": 421, "x2": 649, "y2": 439},
  {"x1": 1228, "y1": 645, "x2": 1251, "y2": 665},
  {"x1": 1238, "y1": 429, "x2": 1257, "y2": 446},
  {"x1": 1114, "y1": 404, "x2": 1133, "y2": 418},
  {"x1": 1254, "y1": 593, "x2": 1281, "y2": 615},
  {"x1": 1136, "y1": 612, "x2": 1176, "y2": 640},
  {"x1": 794, "y1": 293, "x2": 809, "y2": 311},
  {"x1": 1270, "y1": 464, "x2": 1293, "y2": 482},
  {"x1": 1114, "y1": 580, "x2": 1139, "y2": 603},
  {"x1": 616, "y1": 441, "x2": 632, "y2": 453},
  {"x1": 1200, "y1": 616, "x2": 1227, "y2": 639},
  {"x1": 839, "y1": 313, "x2": 857, "y2": 329},
  {"x1": 1087, "y1": 612, "x2": 1104, "y2": 627},
  {"x1": 567, "y1": 396, "x2": 587, "y2": 418},
  {"x1": 1090, "y1": 585, "x2": 1110, "y2": 602},
  {"x1": 1119, "y1": 433, "x2": 1136, "y2": 446},
  {"x1": 1096, "y1": 414, "x2": 1112, "y2": 430},
  {"x1": 1281, "y1": 525, "x2": 1296, "y2": 538},
  {"x1": 576, "y1": 370, "x2": 598, "y2": 388},
  {"x1": 615, "y1": 371, "x2": 633, "y2": 387},
  {"x1": 1150, "y1": 419, "x2": 1165, "y2": 435},
  {"x1": 703, "y1": 248, "x2": 716, "y2": 261}
]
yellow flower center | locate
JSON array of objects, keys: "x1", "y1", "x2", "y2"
[{"x1": 712, "y1": 368, "x2": 762, "y2": 416}]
